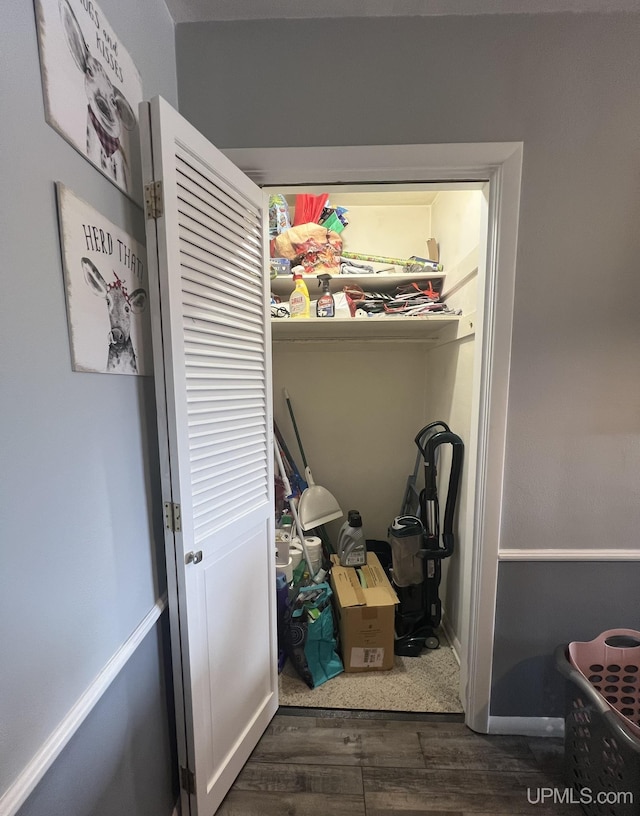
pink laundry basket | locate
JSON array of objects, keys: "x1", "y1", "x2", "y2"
[{"x1": 569, "y1": 628, "x2": 640, "y2": 739}]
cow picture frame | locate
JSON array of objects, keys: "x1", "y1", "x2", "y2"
[
  {"x1": 56, "y1": 183, "x2": 152, "y2": 376},
  {"x1": 34, "y1": 0, "x2": 143, "y2": 203}
]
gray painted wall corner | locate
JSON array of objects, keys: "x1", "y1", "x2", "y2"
[
  {"x1": 491, "y1": 561, "x2": 640, "y2": 718},
  {"x1": 16, "y1": 619, "x2": 178, "y2": 816}
]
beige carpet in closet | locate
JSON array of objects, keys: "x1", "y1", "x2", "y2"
[{"x1": 278, "y1": 631, "x2": 463, "y2": 713}]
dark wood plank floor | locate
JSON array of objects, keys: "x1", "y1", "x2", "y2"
[{"x1": 217, "y1": 708, "x2": 579, "y2": 815}]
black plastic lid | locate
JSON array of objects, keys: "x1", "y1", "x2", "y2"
[{"x1": 347, "y1": 510, "x2": 362, "y2": 527}]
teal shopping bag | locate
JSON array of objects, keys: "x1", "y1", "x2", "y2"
[{"x1": 285, "y1": 583, "x2": 343, "y2": 689}]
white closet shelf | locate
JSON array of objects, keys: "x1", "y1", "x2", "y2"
[
  {"x1": 271, "y1": 272, "x2": 445, "y2": 298},
  {"x1": 270, "y1": 313, "x2": 460, "y2": 341}
]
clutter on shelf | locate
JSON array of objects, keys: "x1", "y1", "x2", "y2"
[{"x1": 268, "y1": 191, "x2": 461, "y2": 320}]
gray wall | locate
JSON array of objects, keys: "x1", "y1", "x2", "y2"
[
  {"x1": 493, "y1": 562, "x2": 640, "y2": 718},
  {"x1": 1, "y1": 0, "x2": 178, "y2": 810},
  {"x1": 175, "y1": 12, "x2": 640, "y2": 716},
  {"x1": 16, "y1": 622, "x2": 176, "y2": 816}
]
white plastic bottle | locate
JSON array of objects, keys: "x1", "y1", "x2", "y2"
[{"x1": 338, "y1": 510, "x2": 367, "y2": 567}]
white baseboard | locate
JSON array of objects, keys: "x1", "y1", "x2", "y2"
[
  {"x1": 499, "y1": 548, "x2": 640, "y2": 561},
  {"x1": 0, "y1": 594, "x2": 168, "y2": 816},
  {"x1": 487, "y1": 716, "x2": 565, "y2": 737}
]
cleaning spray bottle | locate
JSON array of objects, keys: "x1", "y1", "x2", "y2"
[
  {"x1": 338, "y1": 509, "x2": 367, "y2": 567},
  {"x1": 316, "y1": 274, "x2": 335, "y2": 318},
  {"x1": 289, "y1": 265, "x2": 310, "y2": 319}
]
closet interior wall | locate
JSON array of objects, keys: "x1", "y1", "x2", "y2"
[
  {"x1": 270, "y1": 186, "x2": 483, "y2": 662},
  {"x1": 423, "y1": 189, "x2": 483, "y2": 658}
]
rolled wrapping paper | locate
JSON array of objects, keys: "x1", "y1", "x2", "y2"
[
  {"x1": 341, "y1": 250, "x2": 443, "y2": 273},
  {"x1": 276, "y1": 555, "x2": 293, "y2": 584}
]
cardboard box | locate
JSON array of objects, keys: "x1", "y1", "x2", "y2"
[{"x1": 330, "y1": 553, "x2": 399, "y2": 672}]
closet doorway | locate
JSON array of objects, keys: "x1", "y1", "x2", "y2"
[{"x1": 226, "y1": 143, "x2": 523, "y2": 732}]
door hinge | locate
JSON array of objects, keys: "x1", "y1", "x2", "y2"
[
  {"x1": 180, "y1": 765, "x2": 195, "y2": 795},
  {"x1": 164, "y1": 501, "x2": 182, "y2": 532},
  {"x1": 144, "y1": 180, "x2": 163, "y2": 219}
]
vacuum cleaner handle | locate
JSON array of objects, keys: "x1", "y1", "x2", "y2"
[
  {"x1": 414, "y1": 421, "x2": 450, "y2": 457},
  {"x1": 422, "y1": 430, "x2": 464, "y2": 558}
]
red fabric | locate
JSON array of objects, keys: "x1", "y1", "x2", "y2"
[{"x1": 88, "y1": 105, "x2": 121, "y2": 158}]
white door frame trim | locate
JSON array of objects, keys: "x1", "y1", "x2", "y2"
[{"x1": 226, "y1": 142, "x2": 523, "y2": 734}]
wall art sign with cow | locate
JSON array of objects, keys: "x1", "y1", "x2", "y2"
[
  {"x1": 34, "y1": 0, "x2": 143, "y2": 202},
  {"x1": 56, "y1": 183, "x2": 151, "y2": 376}
]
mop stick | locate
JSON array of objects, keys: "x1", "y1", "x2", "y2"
[
  {"x1": 283, "y1": 388, "x2": 334, "y2": 554},
  {"x1": 274, "y1": 438, "x2": 316, "y2": 581}
]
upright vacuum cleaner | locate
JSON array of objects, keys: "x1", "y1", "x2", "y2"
[{"x1": 389, "y1": 421, "x2": 464, "y2": 656}]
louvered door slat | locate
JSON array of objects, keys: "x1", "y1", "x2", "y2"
[
  {"x1": 183, "y1": 327, "x2": 263, "y2": 353},
  {"x1": 176, "y1": 150, "x2": 261, "y2": 230},
  {"x1": 179, "y1": 221, "x2": 261, "y2": 276},
  {"x1": 182, "y1": 299, "x2": 263, "y2": 331},
  {"x1": 179, "y1": 242, "x2": 259, "y2": 289},
  {"x1": 188, "y1": 399, "x2": 264, "y2": 414},
  {"x1": 174, "y1": 151, "x2": 268, "y2": 533},
  {"x1": 188, "y1": 410, "x2": 264, "y2": 431},
  {"x1": 184, "y1": 347, "x2": 263, "y2": 366},
  {"x1": 188, "y1": 415, "x2": 263, "y2": 439},
  {"x1": 192, "y1": 464, "x2": 267, "y2": 506},
  {"x1": 193, "y1": 479, "x2": 266, "y2": 528},
  {"x1": 184, "y1": 340, "x2": 263, "y2": 361},
  {"x1": 178, "y1": 230, "x2": 260, "y2": 278},
  {"x1": 193, "y1": 473, "x2": 266, "y2": 525},
  {"x1": 179, "y1": 244, "x2": 261, "y2": 290},
  {"x1": 182, "y1": 275, "x2": 263, "y2": 317},
  {"x1": 182, "y1": 301, "x2": 263, "y2": 333},
  {"x1": 183, "y1": 309, "x2": 263, "y2": 340},
  {"x1": 181, "y1": 262, "x2": 258, "y2": 303},
  {"x1": 177, "y1": 187, "x2": 262, "y2": 256},
  {"x1": 191, "y1": 446, "x2": 265, "y2": 483},
  {"x1": 189, "y1": 430, "x2": 265, "y2": 460},
  {"x1": 176, "y1": 168, "x2": 260, "y2": 241}
]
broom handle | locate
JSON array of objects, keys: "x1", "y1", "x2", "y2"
[
  {"x1": 283, "y1": 388, "x2": 336, "y2": 556},
  {"x1": 284, "y1": 388, "x2": 308, "y2": 470},
  {"x1": 273, "y1": 439, "x2": 315, "y2": 579}
]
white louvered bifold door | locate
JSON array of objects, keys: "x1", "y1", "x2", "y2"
[{"x1": 140, "y1": 97, "x2": 277, "y2": 816}]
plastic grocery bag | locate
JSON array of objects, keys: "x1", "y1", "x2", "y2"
[
  {"x1": 284, "y1": 582, "x2": 343, "y2": 689},
  {"x1": 270, "y1": 224, "x2": 342, "y2": 276}
]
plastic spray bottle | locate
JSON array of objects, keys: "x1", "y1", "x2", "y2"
[
  {"x1": 338, "y1": 510, "x2": 367, "y2": 567},
  {"x1": 289, "y1": 265, "x2": 310, "y2": 319},
  {"x1": 316, "y1": 274, "x2": 335, "y2": 317}
]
